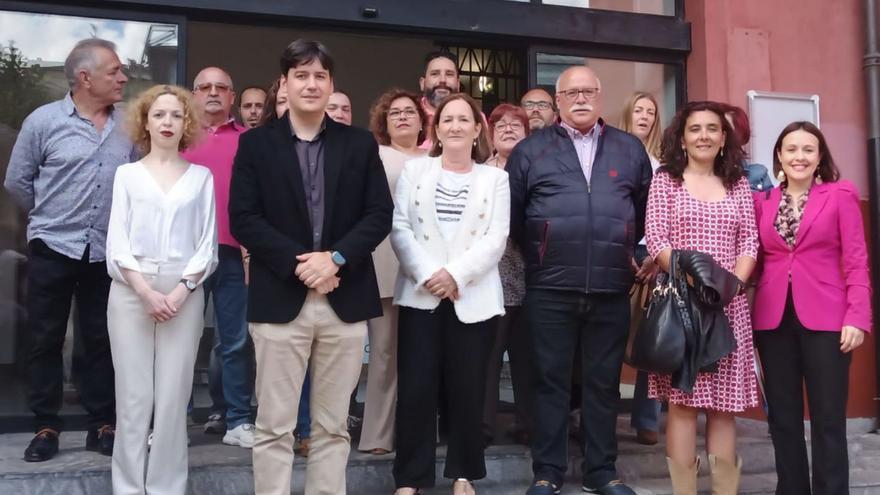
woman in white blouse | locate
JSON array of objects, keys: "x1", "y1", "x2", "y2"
[
  {"x1": 391, "y1": 93, "x2": 509, "y2": 495},
  {"x1": 106, "y1": 85, "x2": 217, "y2": 495}
]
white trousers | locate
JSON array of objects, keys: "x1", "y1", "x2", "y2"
[{"x1": 108, "y1": 266, "x2": 203, "y2": 495}]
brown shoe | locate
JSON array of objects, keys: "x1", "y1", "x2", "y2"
[{"x1": 636, "y1": 429, "x2": 658, "y2": 445}]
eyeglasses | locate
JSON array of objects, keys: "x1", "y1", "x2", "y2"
[
  {"x1": 522, "y1": 101, "x2": 553, "y2": 111},
  {"x1": 494, "y1": 121, "x2": 525, "y2": 132},
  {"x1": 388, "y1": 108, "x2": 418, "y2": 120},
  {"x1": 194, "y1": 82, "x2": 232, "y2": 93},
  {"x1": 558, "y1": 87, "x2": 600, "y2": 101}
]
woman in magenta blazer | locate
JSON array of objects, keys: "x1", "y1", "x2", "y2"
[{"x1": 752, "y1": 121, "x2": 871, "y2": 495}]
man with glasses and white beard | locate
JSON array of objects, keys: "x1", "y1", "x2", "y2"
[{"x1": 507, "y1": 66, "x2": 652, "y2": 495}]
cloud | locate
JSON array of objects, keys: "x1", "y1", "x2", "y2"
[{"x1": 0, "y1": 10, "x2": 173, "y2": 64}]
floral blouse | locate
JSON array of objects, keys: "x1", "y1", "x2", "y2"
[{"x1": 774, "y1": 185, "x2": 810, "y2": 247}]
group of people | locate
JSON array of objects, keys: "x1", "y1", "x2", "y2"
[{"x1": 2, "y1": 35, "x2": 871, "y2": 495}]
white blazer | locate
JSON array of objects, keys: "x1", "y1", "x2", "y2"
[{"x1": 391, "y1": 155, "x2": 510, "y2": 324}]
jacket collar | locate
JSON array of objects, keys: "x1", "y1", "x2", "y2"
[{"x1": 763, "y1": 181, "x2": 832, "y2": 248}]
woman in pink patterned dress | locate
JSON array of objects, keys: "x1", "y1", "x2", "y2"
[{"x1": 645, "y1": 101, "x2": 759, "y2": 495}]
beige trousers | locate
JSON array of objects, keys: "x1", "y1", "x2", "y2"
[
  {"x1": 108, "y1": 266, "x2": 204, "y2": 495},
  {"x1": 251, "y1": 290, "x2": 367, "y2": 495},
  {"x1": 358, "y1": 297, "x2": 398, "y2": 452}
]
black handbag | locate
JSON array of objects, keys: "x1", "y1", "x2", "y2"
[{"x1": 629, "y1": 251, "x2": 692, "y2": 374}]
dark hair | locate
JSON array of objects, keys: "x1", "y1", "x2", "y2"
[
  {"x1": 369, "y1": 88, "x2": 427, "y2": 146},
  {"x1": 429, "y1": 94, "x2": 492, "y2": 163},
  {"x1": 717, "y1": 102, "x2": 751, "y2": 147},
  {"x1": 423, "y1": 51, "x2": 458, "y2": 74},
  {"x1": 660, "y1": 100, "x2": 744, "y2": 189},
  {"x1": 280, "y1": 39, "x2": 334, "y2": 77},
  {"x1": 487, "y1": 103, "x2": 530, "y2": 141},
  {"x1": 259, "y1": 77, "x2": 283, "y2": 126},
  {"x1": 332, "y1": 89, "x2": 350, "y2": 99},
  {"x1": 239, "y1": 85, "x2": 266, "y2": 101},
  {"x1": 772, "y1": 121, "x2": 840, "y2": 183}
]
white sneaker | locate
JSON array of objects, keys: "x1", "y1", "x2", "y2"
[{"x1": 222, "y1": 423, "x2": 255, "y2": 448}]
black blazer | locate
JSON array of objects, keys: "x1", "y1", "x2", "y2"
[{"x1": 229, "y1": 115, "x2": 393, "y2": 324}]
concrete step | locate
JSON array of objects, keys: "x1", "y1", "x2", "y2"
[{"x1": 1, "y1": 417, "x2": 877, "y2": 495}]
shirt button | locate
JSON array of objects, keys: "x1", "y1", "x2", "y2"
[{"x1": 92, "y1": 205, "x2": 97, "y2": 209}]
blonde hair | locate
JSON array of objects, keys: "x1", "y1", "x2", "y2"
[
  {"x1": 619, "y1": 91, "x2": 661, "y2": 160},
  {"x1": 127, "y1": 85, "x2": 201, "y2": 154}
]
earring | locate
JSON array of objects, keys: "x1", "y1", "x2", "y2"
[
  {"x1": 473, "y1": 139, "x2": 477, "y2": 148},
  {"x1": 776, "y1": 170, "x2": 786, "y2": 182},
  {"x1": 720, "y1": 148, "x2": 725, "y2": 158},
  {"x1": 438, "y1": 141, "x2": 443, "y2": 148},
  {"x1": 815, "y1": 172, "x2": 823, "y2": 185}
]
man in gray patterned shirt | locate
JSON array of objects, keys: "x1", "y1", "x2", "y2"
[{"x1": 4, "y1": 38, "x2": 136, "y2": 462}]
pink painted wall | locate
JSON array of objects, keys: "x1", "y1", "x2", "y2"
[
  {"x1": 686, "y1": 0, "x2": 877, "y2": 419},
  {"x1": 686, "y1": 0, "x2": 868, "y2": 193}
]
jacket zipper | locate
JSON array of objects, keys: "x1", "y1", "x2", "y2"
[{"x1": 538, "y1": 220, "x2": 550, "y2": 265}]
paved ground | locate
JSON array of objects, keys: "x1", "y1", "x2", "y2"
[{"x1": 1, "y1": 416, "x2": 878, "y2": 494}]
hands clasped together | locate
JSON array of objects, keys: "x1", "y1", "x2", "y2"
[
  {"x1": 295, "y1": 251, "x2": 340, "y2": 295},
  {"x1": 424, "y1": 268, "x2": 459, "y2": 301},
  {"x1": 138, "y1": 283, "x2": 191, "y2": 323}
]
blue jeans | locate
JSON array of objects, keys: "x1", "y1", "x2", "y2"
[
  {"x1": 630, "y1": 370, "x2": 661, "y2": 432},
  {"x1": 203, "y1": 246, "x2": 253, "y2": 429},
  {"x1": 294, "y1": 369, "x2": 311, "y2": 439}
]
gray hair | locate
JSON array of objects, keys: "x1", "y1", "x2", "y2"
[
  {"x1": 64, "y1": 38, "x2": 118, "y2": 90},
  {"x1": 555, "y1": 65, "x2": 602, "y2": 93}
]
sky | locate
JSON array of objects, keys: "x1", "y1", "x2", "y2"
[{"x1": 0, "y1": 10, "x2": 176, "y2": 64}]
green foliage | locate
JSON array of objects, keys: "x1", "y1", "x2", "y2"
[{"x1": 0, "y1": 41, "x2": 48, "y2": 129}]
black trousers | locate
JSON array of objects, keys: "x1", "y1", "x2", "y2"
[
  {"x1": 26, "y1": 239, "x2": 115, "y2": 432},
  {"x1": 755, "y1": 293, "x2": 851, "y2": 495},
  {"x1": 525, "y1": 288, "x2": 629, "y2": 489},
  {"x1": 393, "y1": 301, "x2": 497, "y2": 488},
  {"x1": 482, "y1": 305, "x2": 534, "y2": 440}
]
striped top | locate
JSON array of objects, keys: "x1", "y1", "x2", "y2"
[{"x1": 435, "y1": 169, "x2": 472, "y2": 241}]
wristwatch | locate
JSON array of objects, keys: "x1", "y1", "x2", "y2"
[
  {"x1": 330, "y1": 250, "x2": 346, "y2": 266},
  {"x1": 179, "y1": 279, "x2": 197, "y2": 292}
]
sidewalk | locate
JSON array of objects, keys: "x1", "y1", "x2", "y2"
[{"x1": 1, "y1": 416, "x2": 878, "y2": 494}]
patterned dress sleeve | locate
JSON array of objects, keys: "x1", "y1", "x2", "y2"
[
  {"x1": 646, "y1": 170, "x2": 673, "y2": 259},
  {"x1": 735, "y1": 177, "x2": 759, "y2": 260}
]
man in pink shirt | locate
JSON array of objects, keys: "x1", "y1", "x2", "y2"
[{"x1": 182, "y1": 66, "x2": 255, "y2": 448}]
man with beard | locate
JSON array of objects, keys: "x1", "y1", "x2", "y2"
[
  {"x1": 239, "y1": 86, "x2": 267, "y2": 129},
  {"x1": 520, "y1": 88, "x2": 557, "y2": 130},
  {"x1": 508, "y1": 65, "x2": 651, "y2": 495},
  {"x1": 418, "y1": 51, "x2": 460, "y2": 149},
  {"x1": 183, "y1": 67, "x2": 256, "y2": 449}
]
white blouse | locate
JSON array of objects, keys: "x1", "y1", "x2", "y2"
[{"x1": 106, "y1": 161, "x2": 218, "y2": 285}]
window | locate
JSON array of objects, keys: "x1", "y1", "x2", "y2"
[{"x1": 535, "y1": 52, "x2": 678, "y2": 130}]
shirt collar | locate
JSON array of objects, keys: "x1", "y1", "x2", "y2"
[
  {"x1": 206, "y1": 117, "x2": 244, "y2": 134},
  {"x1": 559, "y1": 119, "x2": 603, "y2": 140},
  {"x1": 63, "y1": 92, "x2": 117, "y2": 118},
  {"x1": 290, "y1": 115, "x2": 328, "y2": 143}
]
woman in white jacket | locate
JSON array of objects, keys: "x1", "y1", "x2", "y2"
[{"x1": 391, "y1": 93, "x2": 509, "y2": 495}]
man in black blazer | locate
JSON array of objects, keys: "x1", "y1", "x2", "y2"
[
  {"x1": 508, "y1": 66, "x2": 651, "y2": 495},
  {"x1": 229, "y1": 39, "x2": 392, "y2": 495}
]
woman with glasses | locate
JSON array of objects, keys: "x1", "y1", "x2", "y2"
[
  {"x1": 392, "y1": 93, "x2": 508, "y2": 495},
  {"x1": 482, "y1": 104, "x2": 534, "y2": 447},
  {"x1": 357, "y1": 88, "x2": 428, "y2": 456}
]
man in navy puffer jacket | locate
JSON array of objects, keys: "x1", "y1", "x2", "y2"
[{"x1": 508, "y1": 66, "x2": 652, "y2": 495}]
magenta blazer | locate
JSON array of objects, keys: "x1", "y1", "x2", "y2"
[{"x1": 752, "y1": 180, "x2": 872, "y2": 333}]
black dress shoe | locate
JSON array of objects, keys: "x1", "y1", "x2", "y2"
[
  {"x1": 582, "y1": 479, "x2": 637, "y2": 494},
  {"x1": 86, "y1": 424, "x2": 115, "y2": 456},
  {"x1": 24, "y1": 428, "x2": 59, "y2": 462},
  {"x1": 526, "y1": 480, "x2": 561, "y2": 495}
]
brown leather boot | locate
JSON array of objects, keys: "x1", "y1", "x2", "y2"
[
  {"x1": 666, "y1": 456, "x2": 700, "y2": 495},
  {"x1": 708, "y1": 454, "x2": 742, "y2": 495}
]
